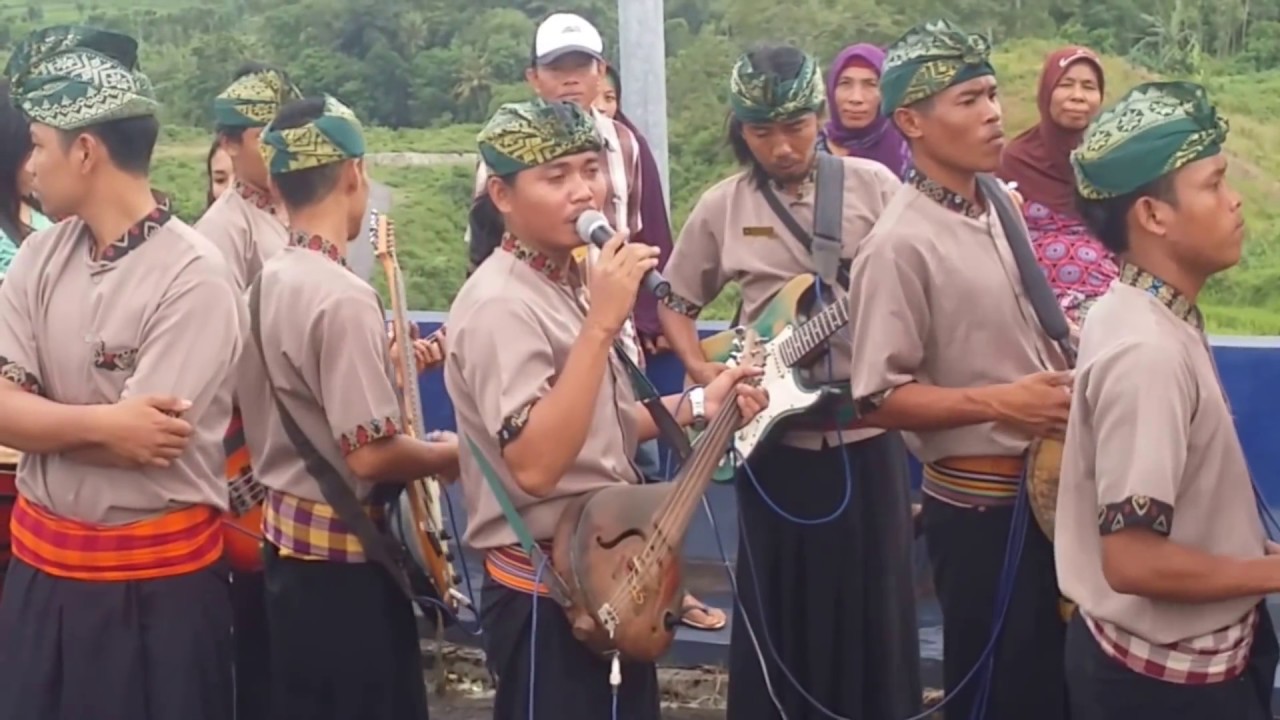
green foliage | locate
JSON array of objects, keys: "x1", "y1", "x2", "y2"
[{"x1": 10, "y1": 0, "x2": 1280, "y2": 333}]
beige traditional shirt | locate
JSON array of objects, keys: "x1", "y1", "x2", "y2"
[{"x1": 194, "y1": 180, "x2": 288, "y2": 290}]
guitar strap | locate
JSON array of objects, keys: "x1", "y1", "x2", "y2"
[
  {"x1": 976, "y1": 174, "x2": 1077, "y2": 369},
  {"x1": 759, "y1": 152, "x2": 850, "y2": 290},
  {"x1": 248, "y1": 277, "x2": 415, "y2": 600},
  {"x1": 613, "y1": 343, "x2": 693, "y2": 462}
]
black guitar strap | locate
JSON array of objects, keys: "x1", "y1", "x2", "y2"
[
  {"x1": 248, "y1": 277, "x2": 415, "y2": 599},
  {"x1": 976, "y1": 174, "x2": 1077, "y2": 369},
  {"x1": 759, "y1": 153, "x2": 850, "y2": 291}
]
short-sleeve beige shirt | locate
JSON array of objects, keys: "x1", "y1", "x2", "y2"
[
  {"x1": 236, "y1": 234, "x2": 405, "y2": 503},
  {"x1": 195, "y1": 180, "x2": 288, "y2": 291},
  {"x1": 847, "y1": 173, "x2": 1065, "y2": 461},
  {"x1": 1056, "y1": 275, "x2": 1265, "y2": 644},
  {"x1": 446, "y1": 236, "x2": 642, "y2": 550},
  {"x1": 0, "y1": 208, "x2": 245, "y2": 524},
  {"x1": 662, "y1": 157, "x2": 902, "y2": 448}
]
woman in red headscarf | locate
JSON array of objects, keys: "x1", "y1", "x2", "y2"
[{"x1": 1000, "y1": 47, "x2": 1113, "y2": 325}]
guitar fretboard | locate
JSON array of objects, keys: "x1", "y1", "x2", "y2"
[{"x1": 777, "y1": 299, "x2": 849, "y2": 367}]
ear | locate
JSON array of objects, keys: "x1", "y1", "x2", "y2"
[
  {"x1": 488, "y1": 174, "x2": 515, "y2": 214},
  {"x1": 524, "y1": 67, "x2": 538, "y2": 88},
  {"x1": 73, "y1": 132, "x2": 98, "y2": 176},
  {"x1": 1132, "y1": 195, "x2": 1174, "y2": 238},
  {"x1": 892, "y1": 107, "x2": 923, "y2": 140},
  {"x1": 344, "y1": 159, "x2": 364, "y2": 195}
]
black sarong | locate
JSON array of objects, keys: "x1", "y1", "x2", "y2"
[
  {"x1": 0, "y1": 557, "x2": 233, "y2": 720},
  {"x1": 262, "y1": 544, "x2": 428, "y2": 720},
  {"x1": 1065, "y1": 607, "x2": 1278, "y2": 720},
  {"x1": 727, "y1": 432, "x2": 921, "y2": 720},
  {"x1": 480, "y1": 570, "x2": 661, "y2": 720},
  {"x1": 230, "y1": 569, "x2": 270, "y2": 720},
  {"x1": 922, "y1": 494, "x2": 1066, "y2": 720}
]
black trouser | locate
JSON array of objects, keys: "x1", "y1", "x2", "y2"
[
  {"x1": 479, "y1": 569, "x2": 660, "y2": 720},
  {"x1": 262, "y1": 544, "x2": 428, "y2": 720},
  {"x1": 0, "y1": 558, "x2": 233, "y2": 720},
  {"x1": 230, "y1": 570, "x2": 270, "y2": 720},
  {"x1": 922, "y1": 495, "x2": 1067, "y2": 720},
  {"x1": 727, "y1": 435, "x2": 921, "y2": 720},
  {"x1": 1065, "y1": 608, "x2": 1278, "y2": 720}
]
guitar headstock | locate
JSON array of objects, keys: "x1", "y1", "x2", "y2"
[
  {"x1": 728, "y1": 326, "x2": 765, "y2": 375},
  {"x1": 369, "y1": 210, "x2": 397, "y2": 261}
]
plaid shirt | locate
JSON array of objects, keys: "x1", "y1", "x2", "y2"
[
  {"x1": 1083, "y1": 608, "x2": 1258, "y2": 684},
  {"x1": 262, "y1": 489, "x2": 383, "y2": 563}
]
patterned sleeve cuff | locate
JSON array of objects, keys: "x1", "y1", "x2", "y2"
[
  {"x1": 1099, "y1": 495, "x2": 1174, "y2": 537},
  {"x1": 497, "y1": 401, "x2": 537, "y2": 449},
  {"x1": 0, "y1": 357, "x2": 42, "y2": 395},
  {"x1": 337, "y1": 417, "x2": 400, "y2": 455},
  {"x1": 661, "y1": 292, "x2": 702, "y2": 319}
]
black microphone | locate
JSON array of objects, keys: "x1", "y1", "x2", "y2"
[{"x1": 575, "y1": 210, "x2": 671, "y2": 299}]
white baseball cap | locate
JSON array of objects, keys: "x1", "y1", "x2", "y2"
[{"x1": 533, "y1": 13, "x2": 604, "y2": 65}]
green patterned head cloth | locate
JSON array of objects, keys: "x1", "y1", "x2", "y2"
[
  {"x1": 4, "y1": 25, "x2": 158, "y2": 130},
  {"x1": 880, "y1": 19, "x2": 994, "y2": 114},
  {"x1": 728, "y1": 49, "x2": 825, "y2": 124},
  {"x1": 260, "y1": 95, "x2": 366, "y2": 175},
  {"x1": 477, "y1": 100, "x2": 602, "y2": 177},
  {"x1": 1071, "y1": 81, "x2": 1228, "y2": 201},
  {"x1": 213, "y1": 67, "x2": 302, "y2": 129}
]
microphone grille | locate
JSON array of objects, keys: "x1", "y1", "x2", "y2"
[{"x1": 575, "y1": 210, "x2": 608, "y2": 240}]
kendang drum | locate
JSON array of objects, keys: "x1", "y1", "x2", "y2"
[{"x1": 0, "y1": 445, "x2": 18, "y2": 598}]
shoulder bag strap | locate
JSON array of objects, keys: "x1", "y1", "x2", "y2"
[
  {"x1": 758, "y1": 154, "x2": 850, "y2": 290},
  {"x1": 248, "y1": 278, "x2": 414, "y2": 598},
  {"x1": 976, "y1": 173, "x2": 1076, "y2": 368}
]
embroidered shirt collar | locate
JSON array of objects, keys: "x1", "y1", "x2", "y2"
[
  {"x1": 906, "y1": 165, "x2": 983, "y2": 219},
  {"x1": 1119, "y1": 262, "x2": 1204, "y2": 331},
  {"x1": 289, "y1": 230, "x2": 347, "y2": 268},
  {"x1": 88, "y1": 192, "x2": 173, "y2": 264},
  {"x1": 500, "y1": 233, "x2": 576, "y2": 286},
  {"x1": 234, "y1": 180, "x2": 282, "y2": 218}
]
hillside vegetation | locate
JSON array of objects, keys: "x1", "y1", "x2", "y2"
[{"x1": 8, "y1": 0, "x2": 1280, "y2": 332}]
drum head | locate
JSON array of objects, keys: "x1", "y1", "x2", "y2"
[
  {"x1": 1028, "y1": 437, "x2": 1063, "y2": 542},
  {"x1": 0, "y1": 446, "x2": 19, "y2": 467}
]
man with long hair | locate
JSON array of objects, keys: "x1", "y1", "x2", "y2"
[{"x1": 658, "y1": 44, "x2": 921, "y2": 720}]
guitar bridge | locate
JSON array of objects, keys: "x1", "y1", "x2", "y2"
[{"x1": 598, "y1": 603, "x2": 620, "y2": 637}]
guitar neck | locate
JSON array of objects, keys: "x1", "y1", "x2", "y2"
[
  {"x1": 652, "y1": 396, "x2": 743, "y2": 546},
  {"x1": 382, "y1": 258, "x2": 428, "y2": 439},
  {"x1": 779, "y1": 298, "x2": 849, "y2": 366}
]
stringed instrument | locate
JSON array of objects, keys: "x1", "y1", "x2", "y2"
[
  {"x1": 221, "y1": 409, "x2": 266, "y2": 572},
  {"x1": 369, "y1": 211, "x2": 466, "y2": 613},
  {"x1": 551, "y1": 327, "x2": 764, "y2": 661}
]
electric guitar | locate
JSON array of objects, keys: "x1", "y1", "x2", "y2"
[
  {"x1": 689, "y1": 274, "x2": 856, "y2": 482},
  {"x1": 370, "y1": 211, "x2": 467, "y2": 614},
  {"x1": 221, "y1": 408, "x2": 266, "y2": 572}
]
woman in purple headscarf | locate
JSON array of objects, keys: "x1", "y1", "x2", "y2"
[{"x1": 817, "y1": 43, "x2": 912, "y2": 178}]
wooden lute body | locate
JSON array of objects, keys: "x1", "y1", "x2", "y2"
[{"x1": 552, "y1": 328, "x2": 764, "y2": 661}]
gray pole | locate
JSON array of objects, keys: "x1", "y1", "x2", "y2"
[{"x1": 617, "y1": 0, "x2": 670, "y2": 212}]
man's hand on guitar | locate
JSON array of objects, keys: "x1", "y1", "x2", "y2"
[
  {"x1": 412, "y1": 330, "x2": 446, "y2": 372},
  {"x1": 584, "y1": 232, "x2": 658, "y2": 337},
  {"x1": 424, "y1": 430, "x2": 460, "y2": 483},
  {"x1": 688, "y1": 361, "x2": 728, "y2": 386},
  {"x1": 990, "y1": 370, "x2": 1073, "y2": 440},
  {"x1": 704, "y1": 365, "x2": 769, "y2": 429}
]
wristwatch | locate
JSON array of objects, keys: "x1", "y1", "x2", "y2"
[{"x1": 689, "y1": 386, "x2": 708, "y2": 432}]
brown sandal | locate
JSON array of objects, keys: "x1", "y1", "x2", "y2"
[{"x1": 680, "y1": 599, "x2": 728, "y2": 631}]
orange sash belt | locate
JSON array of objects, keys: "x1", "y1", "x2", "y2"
[{"x1": 10, "y1": 495, "x2": 223, "y2": 581}]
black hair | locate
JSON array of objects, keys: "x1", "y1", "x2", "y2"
[
  {"x1": 58, "y1": 114, "x2": 159, "y2": 176},
  {"x1": 215, "y1": 61, "x2": 289, "y2": 141},
  {"x1": 605, "y1": 64, "x2": 621, "y2": 97},
  {"x1": 205, "y1": 137, "x2": 222, "y2": 210},
  {"x1": 466, "y1": 173, "x2": 518, "y2": 276},
  {"x1": 268, "y1": 97, "x2": 346, "y2": 208},
  {"x1": 1075, "y1": 173, "x2": 1179, "y2": 255},
  {"x1": 0, "y1": 81, "x2": 33, "y2": 242},
  {"x1": 724, "y1": 44, "x2": 814, "y2": 187}
]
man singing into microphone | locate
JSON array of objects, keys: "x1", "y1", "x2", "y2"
[{"x1": 445, "y1": 99, "x2": 767, "y2": 720}]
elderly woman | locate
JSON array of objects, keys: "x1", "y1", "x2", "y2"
[{"x1": 1000, "y1": 47, "x2": 1112, "y2": 325}]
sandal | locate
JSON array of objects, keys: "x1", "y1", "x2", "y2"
[{"x1": 679, "y1": 597, "x2": 727, "y2": 631}]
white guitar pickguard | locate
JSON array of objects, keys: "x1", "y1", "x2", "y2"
[{"x1": 727, "y1": 324, "x2": 826, "y2": 460}]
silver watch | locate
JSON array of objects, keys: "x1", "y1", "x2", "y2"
[{"x1": 689, "y1": 386, "x2": 708, "y2": 431}]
